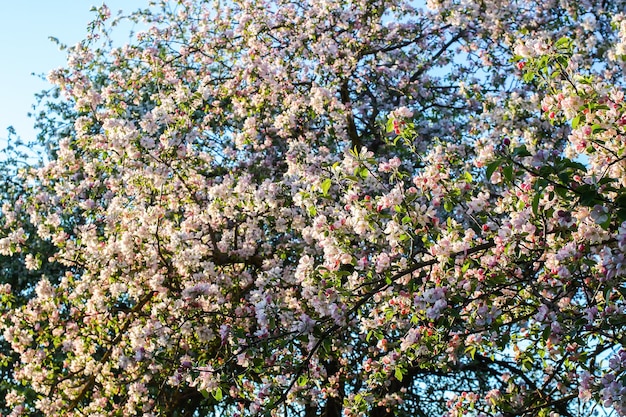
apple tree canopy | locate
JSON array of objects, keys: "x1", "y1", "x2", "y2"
[{"x1": 1, "y1": 0, "x2": 626, "y2": 416}]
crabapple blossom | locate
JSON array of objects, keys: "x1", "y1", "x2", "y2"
[{"x1": 1, "y1": 0, "x2": 626, "y2": 416}]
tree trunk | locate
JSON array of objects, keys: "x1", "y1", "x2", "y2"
[{"x1": 321, "y1": 359, "x2": 344, "y2": 417}]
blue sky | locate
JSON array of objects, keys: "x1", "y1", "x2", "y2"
[{"x1": 0, "y1": 1, "x2": 145, "y2": 147}]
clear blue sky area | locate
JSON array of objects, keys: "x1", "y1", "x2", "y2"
[{"x1": 0, "y1": 1, "x2": 145, "y2": 147}]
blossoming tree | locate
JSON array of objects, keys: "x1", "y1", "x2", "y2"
[{"x1": 1, "y1": 0, "x2": 626, "y2": 416}]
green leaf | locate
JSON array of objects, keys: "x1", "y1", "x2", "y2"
[
  {"x1": 591, "y1": 124, "x2": 606, "y2": 134},
  {"x1": 523, "y1": 71, "x2": 536, "y2": 82},
  {"x1": 542, "y1": 326, "x2": 551, "y2": 341},
  {"x1": 485, "y1": 159, "x2": 501, "y2": 180},
  {"x1": 555, "y1": 36, "x2": 570, "y2": 49},
  {"x1": 577, "y1": 185, "x2": 600, "y2": 206},
  {"x1": 522, "y1": 358, "x2": 533, "y2": 371},
  {"x1": 386, "y1": 118, "x2": 395, "y2": 133},
  {"x1": 212, "y1": 387, "x2": 223, "y2": 401},
  {"x1": 571, "y1": 115, "x2": 581, "y2": 129},
  {"x1": 615, "y1": 193, "x2": 626, "y2": 209},
  {"x1": 512, "y1": 145, "x2": 531, "y2": 158},
  {"x1": 554, "y1": 186, "x2": 568, "y2": 199},
  {"x1": 297, "y1": 375, "x2": 308, "y2": 386},
  {"x1": 557, "y1": 172, "x2": 570, "y2": 184},
  {"x1": 503, "y1": 165, "x2": 514, "y2": 182},
  {"x1": 532, "y1": 192, "x2": 541, "y2": 215},
  {"x1": 320, "y1": 178, "x2": 332, "y2": 196},
  {"x1": 465, "y1": 345, "x2": 476, "y2": 360},
  {"x1": 598, "y1": 176, "x2": 617, "y2": 185},
  {"x1": 394, "y1": 367, "x2": 404, "y2": 382},
  {"x1": 563, "y1": 159, "x2": 587, "y2": 172},
  {"x1": 200, "y1": 389, "x2": 210, "y2": 399}
]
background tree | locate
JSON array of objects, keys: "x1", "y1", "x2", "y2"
[
  {"x1": 0, "y1": 128, "x2": 68, "y2": 417},
  {"x1": 1, "y1": 0, "x2": 626, "y2": 416}
]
